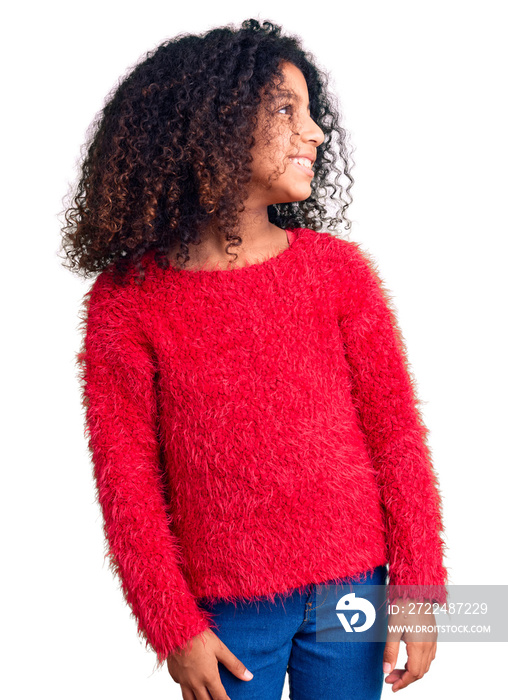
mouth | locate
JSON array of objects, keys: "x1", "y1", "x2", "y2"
[{"x1": 289, "y1": 157, "x2": 314, "y2": 177}]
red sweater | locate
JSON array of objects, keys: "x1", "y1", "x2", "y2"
[{"x1": 78, "y1": 227, "x2": 448, "y2": 667}]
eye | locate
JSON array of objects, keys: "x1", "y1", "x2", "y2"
[{"x1": 277, "y1": 104, "x2": 293, "y2": 115}]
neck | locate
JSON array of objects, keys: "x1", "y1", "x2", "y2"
[{"x1": 194, "y1": 208, "x2": 288, "y2": 264}]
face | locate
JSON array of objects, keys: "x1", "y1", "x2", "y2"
[{"x1": 247, "y1": 61, "x2": 325, "y2": 206}]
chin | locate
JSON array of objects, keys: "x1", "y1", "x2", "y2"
[
  {"x1": 273, "y1": 183, "x2": 312, "y2": 203},
  {"x1": 289, "y1": 186, "x2": 313, "y2": 202}
]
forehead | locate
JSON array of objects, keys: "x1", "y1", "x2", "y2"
[
  {"x1": 278, "y1": 61, "x2": 307, "y2": 91},
  {"x1": 261, "y1": 61, "x2": 309, "y2": 102},
  {"x1": 280, "y1": 61, "x2": 307, "y2": 87}
]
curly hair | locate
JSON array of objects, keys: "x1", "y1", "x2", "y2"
[{"x1": 59, "y1": 18, "x2": 355, "y2": 285}]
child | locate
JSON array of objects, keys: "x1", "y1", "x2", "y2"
[{"x1": 62, "y1": 18, "x2": 448, "y2": 700}]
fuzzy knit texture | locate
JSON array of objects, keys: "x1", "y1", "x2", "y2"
[{"x1": 77, "y1": 227, "x2": 448, "y2": 668}]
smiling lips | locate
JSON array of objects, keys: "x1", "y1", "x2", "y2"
[{"x1": 289, "y1": 156, "x2": 314, "y2": 177}]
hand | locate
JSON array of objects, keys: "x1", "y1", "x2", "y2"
[
  {"x1": 383, "y1": 599, "x2": 438, "y2": 693},
  {"x1": 167, "y1": 627, "x2": 253, "y2": 700}
]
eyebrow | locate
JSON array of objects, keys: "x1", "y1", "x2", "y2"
[{"x1": 274, "y1": 90, "x2": 311, "y2": 111}]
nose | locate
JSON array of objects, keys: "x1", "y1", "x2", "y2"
[{"x1": 301, "y1": 113, "x2": 325, "y2": 147}]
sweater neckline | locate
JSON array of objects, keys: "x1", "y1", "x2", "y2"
[{"x1": 165, "y1": 228, "x2": 304, "y2": 278}]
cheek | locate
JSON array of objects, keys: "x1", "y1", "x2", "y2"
[
  {"x1": 269, "y1": 135, "x2": 294, "y2": 172},
  {"x1": 249, "y1": 128, "x2": 294, "y2": 178},
  {"x1": 252, "y1": 146, "x2": 282, "y2": 173}
]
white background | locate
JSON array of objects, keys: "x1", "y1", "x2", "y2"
[{"x1": 2, "y1": 1, "x2": 506, "y2": 697}]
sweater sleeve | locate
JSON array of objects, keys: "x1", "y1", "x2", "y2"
[
  {"x1": 336, "y1": 241, "x2": 449, "y2": 605},
  {"x1": 77, "y1": 270, "x2": 214, "y2": 667}
]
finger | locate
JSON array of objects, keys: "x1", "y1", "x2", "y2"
[
  {"x1": 424, "y1": 643, "x2": 437, "y2": 674},
  {"x1": 215, "y1": 643, "x2": 253, "y2": 682},
  {"x1": 384, "y1": 668, "x2": 404, "y2": 685},
  {"x1": 392, "y1": 652, "x2": 427, "y2": 692},
  {"x1": 424, "y1": 656, "x2": 432, "y2": 675},
  {"x1": 406, "y1": 643, "x2": 427, "y2": 672},
  {"x1": 181, "y1": 686, "x2": 198, "y2": 700},
  {"x1": 192, "y1": 684, "x2": 215, "y2": 700},
  {"x1": 383, "y1": 640, "x2": 400, "y2": 677},
  {"x1": 392, "y1": 668, "x2": 420, "y2": 692},
  {"x1": 206, "y1": 678, "x2": 232, "y2": 700},
  {"x1": 409, "y1": 641, "x2": 434, "y2": 678},
  {"x1": 423, "y1": 647, "x2": 433, "y2": 675}
]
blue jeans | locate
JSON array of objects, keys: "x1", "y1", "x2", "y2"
[{"x1": 198, "y1": 564, "x2": 388, "y2": 699}]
